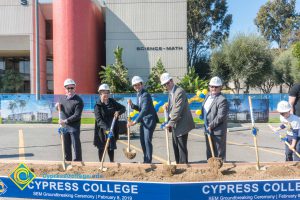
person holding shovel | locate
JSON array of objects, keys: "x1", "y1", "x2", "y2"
[
  {"x1": 274, "y1": 101, "x2": 300, "y2": 161},
  {"x1": 127, "y1": 76, "x2": 159, "y2": 163},
  {"x1": 201, "y1": 76, "x2": 228, "y2": 161},
  {"x1": 160, "y1": 73, "x2": 194, "y2": 164},
  {"x1": 56, "y1": 78, "x2": 84, "y2": 162},
  {"x1": 94, "y1": 84, "x2": 125, "y2": 162}
]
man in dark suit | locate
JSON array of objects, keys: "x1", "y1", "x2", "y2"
[
  {"x1": 202, "y1": 76, "x2": 228, "y2": 161},
  {"x1": 160, "y1": 73, "x2": 195, "y2": 164},
  {"x1": 128, "y1": 76, "x2": 159, "y2": 163}
]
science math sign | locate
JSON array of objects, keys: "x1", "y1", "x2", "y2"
[{"x1": 0, "y1": 176, "x2": 300, "y2": 200}]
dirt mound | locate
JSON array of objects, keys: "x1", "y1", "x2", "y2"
[{"x1": 2, "y1": 162, "x2": 300, "y2": 182}]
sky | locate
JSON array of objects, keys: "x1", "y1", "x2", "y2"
[
  {"x1": 39, "y1": 0, "x2": 300, "y2": 39},
  {"x1": 227, "y1": 0, "x2": 300, "y2": 39}
]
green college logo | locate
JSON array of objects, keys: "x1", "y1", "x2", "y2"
[{"x1": 9, "y1": 163, "x2": 36, "y2": 190}]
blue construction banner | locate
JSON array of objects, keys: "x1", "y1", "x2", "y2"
[{"x1": 1, "y1": 176, "x2": 300, "y2": 200}]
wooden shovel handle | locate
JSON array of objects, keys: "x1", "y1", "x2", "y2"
[{"x1": 207, "y1": 134, "x2": 215, "y2": 158}]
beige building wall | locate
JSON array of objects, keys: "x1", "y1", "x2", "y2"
[
  {"x1": 105, "y1": 0, "x2": 187, "y2": 82},
  {"x1": 0, "y1": 0, "x2": 34, "y2": 92}
]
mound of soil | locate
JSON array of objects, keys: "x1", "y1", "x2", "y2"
[{"x1": 2, "y1": 162, "x2": 300, "y2": 182}]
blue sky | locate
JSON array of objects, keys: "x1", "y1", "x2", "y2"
[{"x1": 227, "y1": 0, "x2": 300, "y2": 39}]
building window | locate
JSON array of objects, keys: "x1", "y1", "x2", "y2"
[
  {"x1": 46, "y1": 59, "x2": 53, "y2": 74},
  {"x1": 47, "y1": 80, "x2": 53, "y2": 94},
  {"x1": 19, "y1": 60, "x2": 30, "y2": 74},
  {"x1": 0, "y1": 58, "x2": 5, "y2": 70},
  {"x1": 46, "y1": 20, "x2": 53, "y2": 40}
]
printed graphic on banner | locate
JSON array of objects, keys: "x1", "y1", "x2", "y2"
[
  {"x1": 9, "y1": 163, "x2": 36, "y2": 190},
  {"x1": 1, "y1": 99, "x2": 52, "y2": 123},
  {"x1": 0, "y1": 176, "x2": 299, "y2": 200},
  {"x1": 0, "y1": 179, "x2": 7, "y2": 195},
  {"x1": 228, "y1": 98, "x2": 269, "y2": 123}
]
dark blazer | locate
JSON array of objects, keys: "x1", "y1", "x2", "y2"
[
  {"x1": 132, "y1": 88, "x2": 159, "y2": 130},
  {"x1": 93, "y1": 98, "x2": 125, "y2": 149},
  {"x1": 167, "y1": 85, "x2": 195, "y2": 136},
  {"x1": 202, "y1": 93, "x2": 228, "y2": 136}
]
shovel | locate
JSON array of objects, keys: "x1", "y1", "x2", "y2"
[
  {"x1": 57, "y1": 103, "x2": 72, "y2": 171},
  {"x1": 248, "y1": 96, "x2": 266, "y2": 171},
  {"x1": 123, "y1": 102, "x2": 136, "y2": 159},
  {"x1": 99, "y1": 116, "x2": 117, "y2": 171},
  {"x1": 268, "y1": 124, "x2": 300, "y2": 159},
  {"x1": 161, "y1": 108, "x2": 176, "y2": 176},
  {"x1": 164, "y1": 109, "x2": 171, "y2": 165},
  {"x1": 205, "y1": 124, "x2": 223, "y2": 169}
]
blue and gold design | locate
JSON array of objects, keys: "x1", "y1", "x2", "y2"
[
  {"x1": 9, "y1": 163, "x2": 36, "y2": 190},
  {"x1": 0, "y1": 179, "x2": 7, "y2": 195}
]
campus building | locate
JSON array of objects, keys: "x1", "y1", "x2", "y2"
[{"x1": 0, "y1": 0, "x2": 187, "y2": 94}]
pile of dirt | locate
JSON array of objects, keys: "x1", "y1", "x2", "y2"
[{"x1": 2, "y1": 162, "x2": 300, "y2": 182}]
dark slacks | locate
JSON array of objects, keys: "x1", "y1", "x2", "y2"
[
  {"x1": 98, "y1": 148, "x2": 114, "y2": 162},
  {"x1": 205, "y1": 133, "x2": 227, "y2": 161},
  {"x1": 63, "y1": 130, "x2": 82, "y2": 161},
  {"x1": 172, "y1": 133, "x2": 188, "y2": 164},
  {"x1": 140, "y1": 124, "x2": 155, "y2": 163},
  {"x1": 285, "y1": 135, "x2": 300, "y2": 161}
]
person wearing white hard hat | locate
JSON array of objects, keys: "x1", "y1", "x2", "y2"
[
  {"x1": 56, "y1": 78, "x2": 84, "y2": 161},
  {"x1": 201, "y1": 76, "x2": 228, "y2": 161},
  {"x1": 94, "y1": 84, "x2": 125, "y2": 162},
  {"x1": 128, "y1": 76, "x2": 159, "y2": 163},
  {"x1": 273, "y1": 100, "x2": 300, "y2": 161},
  {"x1": 289, "y1": 83, "x2": 300, "y2": 116},
  {"x1": 160, "y1": 73, "x2": 194, "y2": 164}
]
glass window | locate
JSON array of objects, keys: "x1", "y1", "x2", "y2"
[
  {"x1": 0, "y1": 58, "x2": 5, "y2": 70},
  {"x1": 46, "y1": 60, "x2": 53, "y2": 74},
  {"x1": 46, "y1": 20, "x2": 53, "y2": 40},
  {"x1": 19, "y1": 60, "x2": 30, "y2": 74}
]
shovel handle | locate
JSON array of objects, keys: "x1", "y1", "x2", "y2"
[
  {"x1": 253, "y1": 136, "x2": 260, "y2": 169},
  {"x1": 165, "y1": 129, "x2": 171, "y2": 165},
  {"x1": 127, "y1": 126, "x2": 131, "y2": 151},
  {"x1": 100, "y1": 137, "x2": 110, "y2": 169},
  {"x1": 60, "y1": 134, "x2": 66, "y2": 170},
  {"x1": 284, "y1": 141, "x2": 300, "y2": 158},
  {"x1": 207, "y1": 134, "x2": 215, "y2": 158}
]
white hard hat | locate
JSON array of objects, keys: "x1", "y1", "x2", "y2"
[
  {"x1": 277, "y1": 101, "x2": 291, "y2": 113},
  {"x1": 209, "y1": 76, "x2": 222, "y2": 86},
  {"x1": 64, "y1": 78, "x2": 76, "y2": 87},
  {"x1": 98, "y1": 84, "x2": 110, "y2": 92},
  {"x1": 160, "y1": 73, "x2": 172, "y2": 85},
  {"x1": 131, "y1": 76, "x2": 143, "y2": 86}
]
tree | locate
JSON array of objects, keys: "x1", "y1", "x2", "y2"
[
  {"x1": 1, "y1": 69, "x2": 24, "y2": 93},
  {"x1": 210, "y1": 34, "x2": 273, "y2": 94},
  {"x1": 99, "y1": 46, "x2": 131, "y2": 93},
  {"x1": 255, "y1": 0, "x2": 300, "y2": 49},
  {"x1": 187, "y1": 0, "x2": 232, "y2": 67},
  {"x1": 292, "y1": 41, "x2": 300, "y2": 62},
  {"x1": 146, "y1": 58, "x2": 166, "y2": 93},
  {"x1": 178, "y1": 66, "x2": 208, "y2": 93},
  {"x1": 274, "y1": 48, "x2": 299, "y2": 88}
]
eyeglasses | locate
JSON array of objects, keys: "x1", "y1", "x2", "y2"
[
  {"x1": 163, "y1": 81, "x2": 171, "y2": 87},
  {"x1": 66, "y1": 87, "x2": 75, "y2": 90},
  {"x1": 280, "y1": 112, "x2": 288, "y2": 116},
  {"x1": 210, "y1": 86, "x2": 220, "y2": 88}
]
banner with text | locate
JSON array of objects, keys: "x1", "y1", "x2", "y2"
[{"x1": 0, "y1": 176, "x2": 300, "y2": 200}]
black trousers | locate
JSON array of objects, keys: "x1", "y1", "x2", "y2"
[
  {"x1": 172, "y1": 133, "x2": 188, "y2": 164},
  {"x1": 98, "y1": 148, "x2": 114, "y2": 162},
  {"x1": 63, "y1": 130, "x2": 82, "y2": 161},
  {"x1": 205, "y1": 133, "x2": 227, "y2": 161}
]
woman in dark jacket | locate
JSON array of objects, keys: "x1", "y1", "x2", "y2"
[{"x1": 94, "y1": 84, "x2": 125, "y2": 162}]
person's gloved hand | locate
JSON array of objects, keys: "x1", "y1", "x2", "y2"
[{"x1": 251, "y1": 127, "x2": 258, "y2": 136}]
